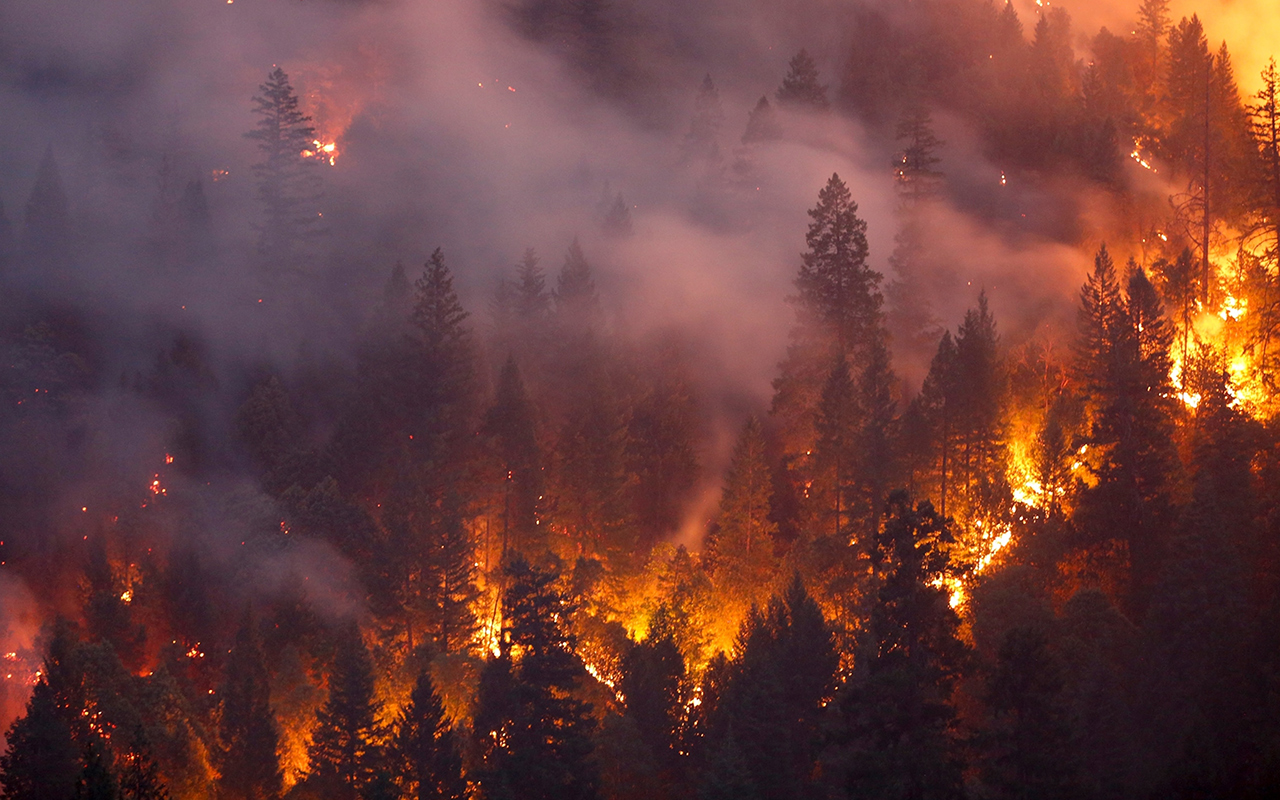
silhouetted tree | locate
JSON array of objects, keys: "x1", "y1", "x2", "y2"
[
  {"x1": 827, "y1": 492, "x2": 967, "y2": 800},
  {"x1": 394, "y1": 669, "x2": 465, "y2": 800},
  {"x1": 741, "y1": 96, "x2": 782, "y2": 144},
  {"x1": 776, "y1": 49, "x2": 828, "y2": 111},
  {"x1": 708, "y1": 417, "x2": 777, "y2": 605},
  {"x1": 244, "y1": 67, "x2": 321, "y2": 272},
  {"x1": 217, "y1": 612, "x2": 283, "y2": 800},
  {"x1": 474, "y1": 558, "x2": 599, "y2": 800},
  {"x1": 707, "y1": 576, "x2": 837, "y2": 800},
  {"x1": 306, "y1": 625, "x2": 383, "y2": 800},
  {"x1": 21, "y1": 147, "x2": 73, "y2": 277},
  {"x1": 684, "y1": 75, "x2": 726, "y2": 164},
  {"x1": 0, "y1": 680, "x2": 82, "y2": 800}
]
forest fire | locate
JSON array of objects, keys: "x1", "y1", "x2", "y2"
[
  {"x1": 301, "y1": 139, "x2": 339, "y2": 166},
  {"x1": 7, "y1": 1, "x2": 1280, "y2": 800}
]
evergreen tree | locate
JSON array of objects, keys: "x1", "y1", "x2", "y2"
[
  {"x1": 886, "y1": 105, "x2": 943, "y2": 358},
  {"x1": 1253, "y1": 59, "x2": 1280, "y2": 255},
  {"x1": 403, "y1": 247, "x2": 476, "y2": 483},
  {"x1": 620, "y1": 632, "x2": 686, "y2": 781},
  {"x1": 119, "y1": 728, "x2": 171, "y2": 800},
  {"x1": 217, "y1": 612, "x2": 283, "y2": 800},
  {"x1": 306, "y1": 624, "x2": 383, "y2": 800},
  {"x1": 741, "y1": 96, "x2": 782, "y2": 144},
  {"x1": 20, "y1": 147, "x2": 73, "y2": 276},
  {"x1": 515, "y1": 248, "x2": 551, "y2": 323},
  {"x1": 234, "y1": 375, "x2": 300, "y2": 478},
  {"x1": 919, "y1": 331, "x2": 960, "y2": 519},
  {"x1": 772, "y1": 173, "x2": 881, "y2": 463},
  {"x1": 697, "y1": 733, "x2": 758, "y2": 800},
  {"x1": 708, "y1": 416, "x2": 777, "y2": 605},
  {"x1": 244, "y1": 67, "x2": 321, "y2": 272},
  {"x1": 813, "y1": 353, "x2": 859, "y2": 542},
  {"x1": 1073, "y1": 246, "x2": 1178, "y2": 610},
  {"x1": 951, "y1": 293, "x2": 1009, "y2": 541},
  {"x1": 555, "y1": 238, "x2": 603, "y2": 337},
  {"x1": 0, "y1": 680, "x2": 82, "y2": 800},
  {"x1": 1133, "y1": 0, "x2": 1171, "y2": 116},
  {"x1": 75, "y1": 741, "x2": 119, "y2": 800},
  {"x1": 827, "y1": 492, "x2": 967, "y2": 800},
  {"x1": 683, "y1": 75, "x2": 726, "y2": 164},
  {"x1": 893, "y1": 105, "x2": 944, "y2": 205},
  {"x1": 418, "y1": 495, "x2": 481, "y2": 655},
  {"x1": 976, "y1": 627, "x2": 1078, "y2": 800},
  {"x1": 849, "y1": 336, "x2": 898, "y2": 533},
  {"x1": 474, "y1": 557, "x2": 598, "y2": 800},
  {"x1": 481, "y1": 356, "x2": 544, "y2": 556},
  {"x1": 602, "y1": 194, "x2": 633, "y2": 238},
  {"x1": 706, "y1": 576, "x2": 837, "y2": 800},
  {"x1": 394, "y1": 669, "x2": 465, "y2": 800},
  {"x1": 792, "y1": 173, "x2": 880, "y2": 355},
  {"x1": 776, "y1": 49, "x2": 829, "y2": 111},
  {"x1": 626, "y1": 371, "x2": 699, "y2": 545},
  {"x1": 373, "y1": 261, "x2": 413, "y2": 335}
]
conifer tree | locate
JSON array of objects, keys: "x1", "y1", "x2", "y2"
[
  {"x1": 1255, "y1": 58, "x2": 1280, "y2": 211},
  {"x1": 481, "y1": 357, "x2": 544, "y2": 556},
  {"x1": 306, "y1": 624, "x2": 383, "y2": 800},
  {"x1": 555, "y1": 238, "x2": 603, "y2": 338},
  {"x1": 1134, "y1": 0, "x2": 1171, "y2": 109},
  {"x1": 418, "y1": 495, "x2": 480, "y2": 655},
  {"x1": 602, "y1": 194, "x2": 633, "y2": 238},
  {"x1": 413, "y1": 248, "x2": 472, "y2": 386},
  {"x1": 707, "y1": 576, "x2": 837, "y2": 800},
  {"x1": 683, "y1": 75, "x2": 726, "y2": 164},
  {"x1": 21, "y1": 147, "x2": 73, "y2": 276},
  {"x1": 741, "y1": 96, "x2": 782, "y2": 144},
  {"x1": 377, "y1": 261, "x2": 414, "y2": 331},
  {"x1": 708, "y1": 416, "x2": 777, "y2": 604},
  {"x1": 234, "y1": 375, "x2": 300, "y2": 477},
  {"x1": 886, "y1": 106, "x2": 943, "y2": 360},
  {"x1": 0, "y1": 679, "x2": 82, "y2": 800},
  {"x1": 827, "y1": 492, "x2": 966, "y2": 800},
  {"x1": 849, "y1": 337, "x2": 898, "y2": 533},
  {"x1": 977, "y1": 627, "x2": 1078, "y2": 800},
  {"x1": 394, "y1": 669, "x2": 465, "y2": 800},
  {"x1": 776, "y1": 49, "x2": 829, "y2": 111},
  {"x1": 217, "y1": 612, "x2": 283, "y2": 800},
  {"x1": 119, "y1": 728, "x2": 172, "y2": 800},
  {"x1": 244, "y1": 67, "x2": 321, "y2": 272},
  {"x1": 626, "y1": 372, "x2": 699, "y2": 545},
  {"x1": 620, "y1": 632, "x2": 686, "y2": 781},
  {"x1": 474, "y1": 558, "x2": 599, "y2": 800},
  {"x1": 515, "y1": 248, "x2": 551, "y2": 323},
  {"x1": 919, "y1": 330, "x2": 961, "y2": 520},
  {"x1": 406, "y1": 247, "x2": 475, "y2": 477},
  {"x1": 951, "y1": 293, "x2": 1009, "y2": 537},
  {"x1": 792, "y1": 173, "x2": 880, "y2": 355},
  {"x1": 75, "y1": 741, "x2": 119, "y2": 800},
  {"x1": 893, "y1": 105, "x2": 944, "y2": 205},
  {"x1": 772, "y1": 173, "x2": 881, "y2": 462},
  {"x1": 813, "y1": 353, "x2": 858, "y2": 541},
  {"x1": 1074, "y1": 246, "x2": 1178, "y2": 610}
]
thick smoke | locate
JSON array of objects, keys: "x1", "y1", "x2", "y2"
[{"x1": 0, "y1": 0, "x2": 1268, "y2": 734}]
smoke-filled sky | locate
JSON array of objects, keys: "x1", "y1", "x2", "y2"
[
  {"x1": 0, "y1": 0, "x2": 1276, "y2": 731},
  {"x1": 0, "y1": 0, "x2": 1273, "y2": 523}
]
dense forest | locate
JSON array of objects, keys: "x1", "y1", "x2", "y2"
[{"x1": 5, "y1": 0, "x2": 1280, "y2": 798}]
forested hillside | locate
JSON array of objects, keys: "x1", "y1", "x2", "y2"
[{"x1": 3, "y1": 1, "x2": 1280, "y2": 798}]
